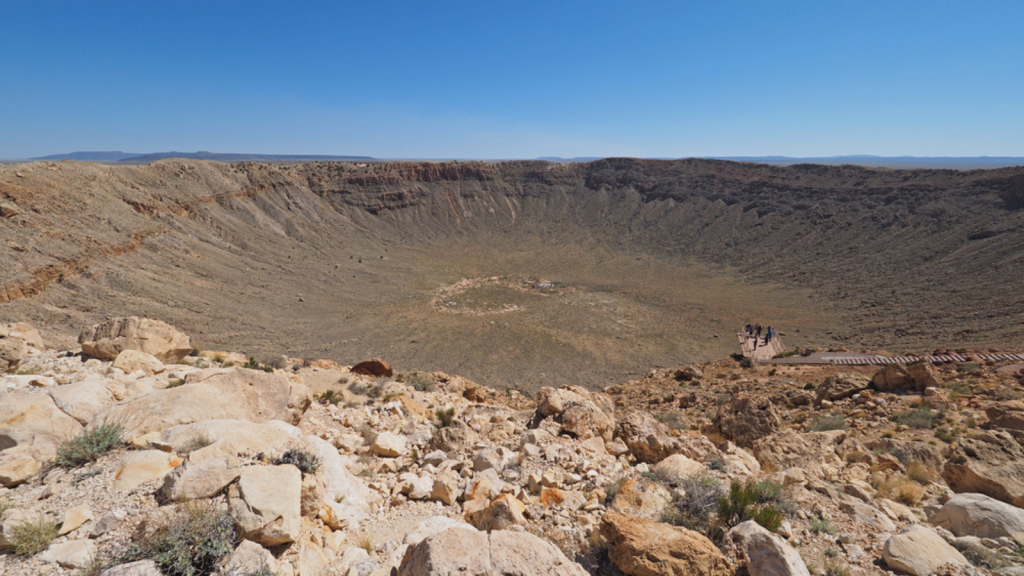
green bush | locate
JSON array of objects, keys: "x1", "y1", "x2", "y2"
[
  {"x1": 823, "y1": 560, "x2": 851, "y2": 576},
  {"x1": 8, "y1": 515, "x2": 59, "y2": 555},
  {"x1": 108, "y1": 503, "x2": 236, "y2": 576},
  {"x1": 242, "y1": 357, "x2": 273, "y2": 373},
  {"x1": 894, "y1": 407, "x2": 943, "y2": 429},
  {"x1": 605, "y1": 476, "x2": 628, "y2": 502},
  {"x1": 316, "y1": 390, "x2": 343, "y2": 405},
  {"x1": 810, "y1": 515, "x2": 836, "y2": 535},
  {"x1": 274, "y1": 449, "x2": 320, "y2": 475},
  {"x1": 55, "y1": 421, "x2": 125, "y2": 469},
  {"x1": 435, "y1": 408, "x2": 455, "y2": 428},
  {"x1": 934, "y1": 427, "x2": 957, "y2": 443},
  {"x1": 806, "y1": 414, "x2": 848, "y2": 432},
  {"x1": 717, "y1": 480, "x2": 785, "y2": 532}
]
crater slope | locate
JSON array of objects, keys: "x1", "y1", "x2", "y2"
[{"x1": 2, "y1": 158, "x2": 1023, "y2": 389}]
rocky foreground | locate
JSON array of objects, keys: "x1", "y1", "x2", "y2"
[{"x1": 1, "y1": 318, "x2": 1024, "y2": 575}]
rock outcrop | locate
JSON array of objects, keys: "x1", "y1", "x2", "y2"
[
  {"x1": 614, "y1": 411, "x2": 682, "y2": 463},
  {"x1": 931, "y1": 492, "x2": 1024, "y2": 544},
  {"x1": 600, "y1": 512, "x2": 735, "y2": 576},
  {"x1": 882, "y1": 524, "x2": 970, "y2": 576},
  {"x1": 714, "y1": 395, "x2": 781, "y2": 448},
  {"x1": 942, "y1": 430, "x2": 1024, "y2": 507},
  {"x1": 78, "y1": 317, "x2": 192, "y2": 363}
]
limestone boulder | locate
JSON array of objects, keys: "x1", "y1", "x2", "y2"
[
  {"x1": 752, "y1": 429, "x2": 846, "y2": 477},
  {"x1": 39, "y1": 539, "x2": 97, "y2": 569},
  {"x1": 79, "y1": 317, "x2": 192, "y2": 363},
  {"x1": 159, "y1": 419, "x2": 297, "y2": 457},
  {"x1": 372, "y1": 431, "x2": 408, "y2": 457},
  {"x1": 218, "y1": 539, "x2": 279, "y2": 575},
  {"x1": 48, "y1": 377, "x2": 117, "y2": 425},
  {"x1": 714, "y1": 395, "x2": 781, "y2": 448},
  {"x1": 159, "y1": 451, "x2": 241, "y2": 502},
  {"x1": 397, "y1": 527, "x2": 587, "y2": 576},
  {"x1": 655, "y1": 454, "x2": 706, "y2": 485},
  {"x1": 614, "y1": 410, "x2": 683, "y2": 463},
  {"x1": 872, "y1": 363, "x2": 918, "y2": 392},
  {"x1": 0, "y1": 390, "x2": 83, "y2": 461},
  {"x1": 403, "y1": 516, "x2": 476, "y2": 546},
  {"x1": 0, "y1": 452, "x2": 40, "y2": 487},
  {"x1": 94, "y1": 368, "x2": 310, "y2": 441},
  {"x1": 722, "y1": 520, "x2": 809, "y2": 576},
  {"x1": 907, "y1": 362, "x2": 939, "y2": 389},
  {"x1": 428, "y1": 418, "x2": 481, "y2": 454},
  {"x1": 111, "y1": 450, "x2": 182, "y2": 493},
  {"x1": 58, "y1": 503, "x2": 93, "y2": 536},
  {"x1": 0, "y1": 325, "x2": 27, "y2": 374},
  {"x1": 536, "y1": 385, "x2": 615, "y2": 441},
  {"x1": 112, "y1": 350, "x2": 165, "y2": 377},
  {"x1": 942, "y1": 430, "x2": 1024, "y2": 507},
  {"x1": 229, "y1": 465, "x2": 302, "y2": 546},
  {"x1": 306, "y1": 435, "x2": 375, "y2": 529},
  {"x1": 600, "y1": 511, "x2": 734, "y2": 576},
  {"x1": 882, "y1": 524, "x2": 970, "y2": 576},
  {"x1": 931, "y1": 492, "x2": 1024, "y2": 545},
  {"x1": 467, "y1": 493, "x2": 527, "y2": 531},
  {"x1": 986, "y1": 400, "x2": 1024, "y2": 433},
  {"x1": 610, "y1": 478, "x2": 672, "y2": 520},
  {"x1": 814, "y1": 373, "x2": 870, "y2": 406}
]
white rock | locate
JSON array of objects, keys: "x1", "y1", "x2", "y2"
[
  {"x1": 39, "y1": 539, "x2": 97, "y2": 569},
  {"x1": 371, "y1": 431, "x2": 408, "y2": 457},
  {"x1": 882, "y1": 524, "x2": 970, "y2": 576}
]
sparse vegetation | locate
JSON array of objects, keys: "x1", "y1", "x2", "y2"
[
  {"x1": 661, "y1": 473, "x2": 724, "y2": 533},
  {"x1": 717, "y1": 479, "x2": 785, "y2": 533},
  {"x1": 605, "y1": 476, "x2": 628, "y2": 503},
  {"x1": 934, "y1": 426, "x2": 957, "y2": 443},
  {"x1": 435, "y1": 407, "x2": 455, "y2": 428},
  {"x1": 242, "y1": 356, "x2": 274, "y2": 373},
  {"x1": 316, "y1": 389, "x2": 343, "y2": 405},
  {"x1": 55, "y1": 421, "x2": 125, "y2": 469},
  {"x1": 8, "y1": 514, "x2": 59, "y2": 555},
  {"x1": 167, "y1": 378, "x2": 186, "y2": 388},
  {"x1": 810, "y1": 515, "x2": 836, "y2": 535},
  {"x1": 274, "y1": 448, "x2": 320, "y2": 475},
  {"x1": 823, "y1": 560, "x2": 851, "y2": 576},
  {"x1": 893, "y1": 407, "x2": 943, "y2": 429},
  {"x1": 806, "y1": 414, "x2": 848, "y2": 432},
  {"x1": 106, "y1": 502, "x2": 236, "y2": 576},
  {"x1": 906, "y1": 461, "x2": 936, "y2": 485}
]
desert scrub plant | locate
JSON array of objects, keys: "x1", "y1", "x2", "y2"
[
  {"x1": 242, "y1": 357, "x2": 273, "y2": 373},
  {"x1": 934, "y1": 427, "x2": 957, "y2": 443},
  {"x1": 274, "y1": 449, "x2": 320, "y2": 475},
  {"x1": 167, "y1": 378, "x2": 186, "y2": 388},
  {"x1": 435, "y1": 408, "x2": 455, "y2": 428},
  {"x1": 604, "y1": 476, "x2": 628, "y2": 503},
  {"x1": 660, "y1": 473, "x2": 724, "y2": 533},
  {"x1": 906, "y1": 461, "x2": 937, "y2": 485},
  {"x1": 316, "y1": 390, "x2": 343, "y2": 405},
  {"x1": 655, "y1": 411, "x2": 686, "y2": 430},
  {"x1": 805, "y1": 414, "x2": 848, "y2": 432},
  {"x1": 894, "y1": 407, "x2": 943, "y2": 429},
  {"x1": 55, "y1": 421, "x2": 125, "y2": 469},
  {"x1": 717, "y1": 479, "x2": 784, "y2": 533},
  {"x1": 822, "y1": 559, "x2": 851, "y2": 576},
  {"x1": 8, "y1": 514, "x2": 59, "y2": 555},
  {"x1": 107, "y1": 502, "x2": 236, "y2": 576},
  {"x1": 0, "y1": 497, "x2": 10, "y2": 516},
  {"x1": 809, "y1": 515, "x2": 836, "y2": 535},
  {"x1": 871, "y1": 472, "x2": 926, "y2": 506}
]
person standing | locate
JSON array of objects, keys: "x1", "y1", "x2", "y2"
[
  {"x1": 754, "y1": 324, "x2": 762, "y2": 340},
  {"x1": 765, "y1": 326, "x2": 773, "y2": 345}
]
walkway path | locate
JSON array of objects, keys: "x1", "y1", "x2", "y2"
[{"x1": 737, "y1": 331, "x2": 785, "y2": 364}]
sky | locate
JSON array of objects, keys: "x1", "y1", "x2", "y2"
[{"x1": 2, "y1": 1, "x2": 1023, "y2": 159}]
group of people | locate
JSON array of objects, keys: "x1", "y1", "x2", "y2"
[{"x1": 744, "y1": 323, "x2": 774, "y2": 349}]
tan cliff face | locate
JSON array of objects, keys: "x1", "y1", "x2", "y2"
[{"x1": 2, "y1": 158, "x2": 1024, "y2": 390}]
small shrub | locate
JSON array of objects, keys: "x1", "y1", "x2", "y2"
[
  {"x1": 359, "y1": 425, "x2": 377, "y2": 444},
  {"x1": 810, "y1": 515, "x2": 836, "y2": 535},
  {"x1": 242, "y1": 357, "x2": 273, "y2": 373},
  {"x1": 934, "y1": 427, "x2": 957, "y2": 443},
  {"x1": 605, "y1": 476, "x2": 628, "y2": 502},
  {"x1": 957, "y1": 363, "x2": 980, "y2": 374},
  {"x1": 806, "y1": 414, "x2": 848, "y2": 432},
  {"x1": 872, "y1": 473, "x2": 925, "y2": 505},
  {"x1": 0, "y1": 498, "x2": 10, "y2": 517},
  {"x1": 316, "y1": 390, "x2": 343, "y2": 405},
  {"x1": 55, "y1": 421, "x2": 125, "y2": 469},
  {"x1": 708, "y1": 459, "x2": 726, "y2": 472},
  {"x1": 823, "y1": 560, "x2": 851, "y2": 576},
  {"x1": 108, "y1": 502, "x2": 236, "y2": 576},
  {"x1": 803, "y1": 382, "x2": 816, "y2": 390},
  {"x1": 655, "y1": 411, "x2": 685, "y2": 430},
  {"x1": 717, "y1": 479, "x2": 786, "y2": 534},
  {"x1": 8, "y1": 515, "x2": 59, "y2": 555},
  {"x1": 435, "y1": 408, "x2": 455, "y2": 428},
  {"x1": 274, "y1": 449, "x2": 320, "y2": 475},
  {"x1": 179, "y1": 434, "x2": 214, "y2": 455},
  {"x1": 953, "y1": 539, "x2": 1011, "y2": 569},
  {"x1": 167, "y1": 378, "x2": 186, "y2": 388},
  {"x1": 750, "y1": 505, "x2": 783, "y2": 532},
  {"x1": 358, "y1": 535, "x2": 374, "y2": 554},
  {"x1": 661, "y1": 474, "x2": 723, "y2": 533},
  {"x1": 894, "y1": 407, "x2": 943, "y2": 429},
  {"x1": 824, "y1": 547, "x2": 838, "y2": 558},
  {"x1": 906, "y1": 462, "x2": 936, "y2": 485}
]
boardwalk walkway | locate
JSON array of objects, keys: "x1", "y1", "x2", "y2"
[{"x1": 737, "y1": 331, "x2": 785, "y2": 364}]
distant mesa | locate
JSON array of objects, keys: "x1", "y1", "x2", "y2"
[{"x1": 31, "y1": 151, "x2": 375, "y2": 163}]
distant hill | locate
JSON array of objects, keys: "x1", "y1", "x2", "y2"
[
  {"x1": 710, "y1": 155, "x2": 1024, "y2": 170},
  {"x1": 30, "y1": 151, "x2": 375, "y2": 163}
]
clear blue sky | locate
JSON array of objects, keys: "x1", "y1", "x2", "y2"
[{"x1": 2, "y1": 1, "x2": 1023, "y2": 159}]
